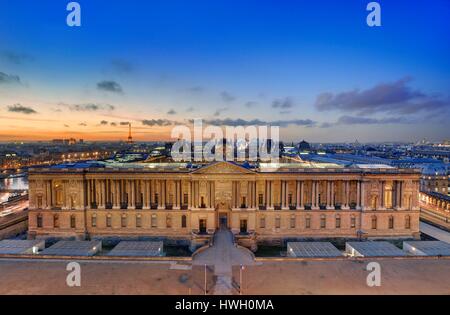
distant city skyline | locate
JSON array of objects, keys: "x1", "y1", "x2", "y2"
[{"x1": 0, "y1": 0, "x2": 449, "y2": 142}]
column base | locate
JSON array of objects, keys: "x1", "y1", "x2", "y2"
[
  {"x1": 311, "y1": 206, "x2": 320, "y2": 210},
  {"x1": 341, "y1": 206, "x2": 350, "y2": 210},
  {"x1": 326, "y1": 206, "x2": 335, "y2": 210},
  {"x1": 296, "y1": 206, "x2": 304, "y2": 210}
]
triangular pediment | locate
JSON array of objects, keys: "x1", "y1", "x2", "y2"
[{"x1": 192, "y1": 161, "x2": 255, "y2": 174}]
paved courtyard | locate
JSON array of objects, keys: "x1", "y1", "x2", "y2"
[{"x1": 0, "y1": 257, "x2": 449, "y2": 294}]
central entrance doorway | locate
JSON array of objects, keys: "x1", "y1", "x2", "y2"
[{"x1": 218, "y1": 212, "x2": 228, "y2": 229}]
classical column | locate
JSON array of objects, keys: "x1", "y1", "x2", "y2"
[
  {"x1": 281, "y1": 180, "x2": 285, "y2": 209},
  {"x1": 356, "y1": 180, "x2": 361, "y2": 210},
  {"x1": 270, "y1": 181, "x2": 274, "y2": 209},
  {"x1": 300, "y1": 181, "x2": 304, "y2": 209},
  {"x1": 329, "y1": 181, "x2": 335, "y2": 209},
  {"x1": 379, "y1": 181, "x2": 385, "y2": 210},
  {"x1": 360, "y1": 180, "x2": 365, "y2": 210},
  {"x1": 188, "y1": 180, "x2": 192, "y2": 208}
]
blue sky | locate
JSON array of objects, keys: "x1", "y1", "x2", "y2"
[{"x1": 0, "y1": 0, "x2": 449, "y2": 142}]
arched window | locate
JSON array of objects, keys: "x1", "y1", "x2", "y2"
[
  {"x1": 388, "y1": 216, "x2": 394, "y2": 229},
  {"x1": 371, "y1": 215, "x2": 377, "y2": 229},
  {"x1": 37, "y1": 213, "x2": 43, "y2": 228},
  {"x1": 70, "y1": 214, "x2": 76, "y2": 229},
  {"x1": 181, "y1": 215, "x2": 187, "y2": 228},
  {"x1": 53, "y1": 214, "x2": 59, "y2": 228},
  {"x1": 405, "y1": 215, "x2": 411, "y2": 229}
]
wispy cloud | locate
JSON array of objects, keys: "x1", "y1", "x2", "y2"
[
  {"x1": 0, "y1": 51, "x2": 33, "y2": 65},
  {"x1": 214, "y1": 107, "x2": 228, "y2": 116},
  {"x1": 314, "y1": 77, "x2": 450, "y2": 115},
  {"x1": 79, "y1": 122, "x2": 87, "y2": 126},
  {"x1": 220, "y1": 91, "x2": 236, "y2": 103},
  {"x1": 245, "y1": 101, "x2": 258, "y2": 108},
  {"x1": 198, "y1": 118, "x2": 316, "y2": 127},
  {"x1": 188, "y1": 86, "x2": 204, "y2": 93},
  {"x1": 58, "y1": 103, "x2": 115, "y2": 112},
  {"x1": 320, "y1": 115, "x2": 411, "y2": 127},
  {"x1": 167, "y1": 109, "x2": 177, "y2": 115},
  {"x1": 97, "y1": 80, "x2": 123, "y2": 93},
  {"x1": 0, "y1": 72, "x2": 21, "y2": 85},
  {"x1": 110, "y1": 59, "x2": 134, "y2": 74},
  {"x1": 7, "y1": 104, "x2": 37, "y2": 114},
  {"x1": 186, "y1": 106, "x2": 195, "y2": 112},
  {"x1": 272, "y1": 97, "x2": 295, "y2": 109},
  {"x1": 100, "y1": 120, "x2": 109, "y2": 125},
  {"x1": 142, "y1": 119, "x2": 177, "y2": 126}
]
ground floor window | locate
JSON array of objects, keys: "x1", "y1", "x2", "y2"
[
  {"x1": 260, "y1": 217, "x2": 265, "y2": 228},
  {"x1": 405, "y1": 215, "x2": 411, "y2": 229},
  {"x1": 91, "y1": 214, "x2": 97, "y2": 227},
  {"x1": 136, "y1": 214, "x2": 142, "y2": 228},
  {"x1": 53, "y1": 214, "x2": 59, "y2": 228},
  {"x1": 37, "y1": 213, "x2": 43, "y2": 228},
  {"x1": 106, "y1": 214, "x2": 112, "y2": 227},
  {"x1": 371, "y1": 215, "x2": 377, "y2": 229},
  {"x1": 320, "y1": 215, "x2": 326, "y2": 229},
  {"x1": 151, "y1": 214, "x2": 157, "y2": 228},
  {"x1": 240, "y1": 219, "x2": 247, "y2": 233},
  {"x1": 290, "y1": 216, "x2": 296, "y2": 228},
  {"x1": 181, "y1": 215, "x2": 187, "y2": 228},
  {"x1": 70, "y1": 215, "x2": 76, "y2": 229},
  {"x1": 275, "y1": 217, "x2": 281, "y2": 229},
  {"x1": 199, "y1": 219, "x2": 207, "y2": 234},
  {"x1": 389, "y1": 216, "x2": 394, "y2": 229},
  {"x1": 305, "y1": 216, "x2": 311, "y2": 229},
  {"x1": 351, "y1": 216, "x2": 356, "y2": 228}
]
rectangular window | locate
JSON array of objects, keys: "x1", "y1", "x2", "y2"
[
  {"x1": 151, "y1": 215, "x2": 157, "y2": 228},
  {"x1": 351, "y1": 217, "x2": 356, "y2": 228},
  {"x1": 405, "y1": 216, "x2": 411, "y2": 229},
  {"x1": 275, "y1": 217, "x2": 281, "y2": 229},
  {"x1": 258, "y1": 194, "x2": 263, "y2": 206},
  {"x1": 37, "y1": 196, "x2": 43, "y2": 209},
  {"x1": 136, "y1": 215, "x2": 142, "y2": 228},
  {"x1": 305, "y1": 217, "x2": 311, "y2": 229},
  {"x1": 37, "y1": 215, "x2": 43, "y2": 228},
  {"x1": 389, "y1": 217, "x2": 394, "y2": 229},
  {"x1": 260, "y1": 217, "x2": 265, "y2": 228},
  {"x1": 106, "y1": 215, "x2": 112, "y2": 228},
  {"x1": 183, "y1": 193, "x2": 188, "y2": 205},
  {"x1": 121, "y1": 215, "x2": 127, "y2": 228},
  {"x1": 91, "y1": 215, "x2": 97, "y2": 228},
  {"x1": 70, "y1": 215, "x2": 76, "y2": 229},
  {"x1": 54, "y1": 215, "x2": 59, "y2": 228},
  {"x1": 154, "y1": 193, "x2": 159, "y2": 205},
  {"x1": 181, "y1": 215, "x2": 187, "y2": 228},
  {"x1": 320, "y1": 216, "x2": 326, "y2": 229},
  {"x1": 288, "y1": 194, "x2": 293, "y2": 205},
  {"x1": 335, "y1": 217, "x2": 341, "y2": 228},
  {"x1": 290, "y1": 216, "x2": 296, "y2": 228}
]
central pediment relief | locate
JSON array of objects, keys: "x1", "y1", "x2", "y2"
[{"x1": 192, "y1": 161, "x2": 255, "y2": 175}]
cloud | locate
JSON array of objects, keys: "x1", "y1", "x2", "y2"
[
  {"x1": 7, "y1": 104, "x2": 37, "y2": 114},
  {"x1": 0, "y1": 72, "x2": 21, "y2": 85},
  {"x1": 110, "y1": 59, "x2": 133, "y2": 74},
  {"x1": 272, "y1": 97, "x2": 295, "y2": 109},
  {"x1": 100, "y1": 120, "x2": 109, "y2": 125},
  {"x1": 64, "y1": 124, "x2": 70, "y2": 128},
  {"x1": 186, "y1": 106, "x2": 195, "y2": 112},
  {"x1": 119, "y1": 121, "x2": 130, "y2": 125},
  {"x1": 188, "y1": 86, "x2": 204, "y2": 93},
  {"x1": 79, "y1": 122, "x2": 87, "y2": 126},
  {"x1": 321, "y1": 115, "x2": 411, "y2": 127},
  {"x1": 110, "y1": 122, "x2": 117, "y2": 126},
  {"x1": 167, "y1": 109, "x2": 177, "y2": 115},
  {"x1": 199, "y1": 118, "x2": 316, "y2": 127},
  {"x1": 314, "y1": 77, "x2": 450, "y2": 115},
  {"x1": 97, "y1": 80, "x2": 123, "y2": 93},
  {"x1": 0, "y1": 51, "x2": 32, "y2": 65},
  {"x1": 245, "y1": 101, "x2": 258, "y2": 108},
  {"x1": 142, "y1": 119, "x2": 177, "y2": 126},
  {"x1": 220, "y1": 91, "x2": 236, "y2": 103},
  {"x1": 58, "y1": 103, "x2": 115, "y2": 112},
  {"x1": 214, "y1": 107, "x2": 228, "y2": 116}
]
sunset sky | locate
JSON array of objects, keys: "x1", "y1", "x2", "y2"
[{"x1": 0, "y1": 0, "x2": 449, "y2": 142}]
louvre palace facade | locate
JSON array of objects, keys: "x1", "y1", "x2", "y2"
[{"x1": 28, "y1": 161, "x2": 421, "y2": 250}]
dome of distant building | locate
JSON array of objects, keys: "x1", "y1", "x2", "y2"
[{"x1": 297, "y1": 140, "x2": 311, "y2": 151}]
